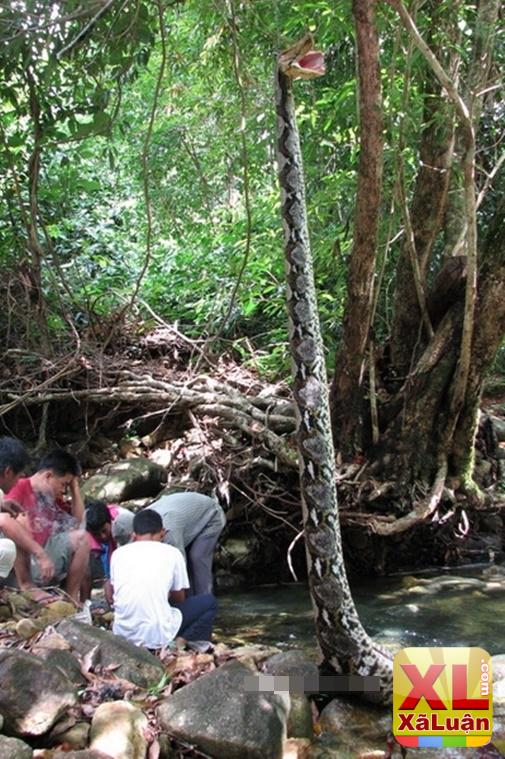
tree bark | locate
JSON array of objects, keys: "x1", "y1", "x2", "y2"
[
  {"x1": 451, "y1": 200, "x2": 505, "y2": 483},
  {"x1": 388, "y1": 1, "x2": 459, "y2": 376},
  {"x1": 384, "y1": 0, "x2": 502, "y2": 495},
  {"x1": 330, "y1": 0, "x2": 383, "y2": 454},
  {"x1": 26, "y1": 67, "x2": 49, "y2": 349}
]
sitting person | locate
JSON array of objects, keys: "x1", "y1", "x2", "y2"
[
  {"x1": 107, "y1": 509, "x2": 217, "y2": 649},
  {"x1": 6, "y1": 449, "x2": 90, "y2": 602},
  {"x1": 0, "y1": 436, "x2": 54, "y2": 586},
  {"x1": 82, "y1": 500, "x2": 134, "y2": 598}
]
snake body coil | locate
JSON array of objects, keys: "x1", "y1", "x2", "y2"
[{"x1": 275, "y1": 35, "x2": 392, "y2": 700}]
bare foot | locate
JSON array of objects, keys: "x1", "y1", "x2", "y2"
[{"x1": 21, "y1": 587, "x2": 59, "y2": 605}]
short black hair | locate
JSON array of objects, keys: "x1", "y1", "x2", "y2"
[
  {"x1": 37, "y1": 450, "x2": 82, "y2": 477},
  {"x1": 0, "y1": 437, "x2": 30, "y2": 475},
  {"x1": 133, "y1": 509, "x2": 163, "y2": 535},
  {"x1": 85, "y1": 500, "x2": 111, "y2": 534}
]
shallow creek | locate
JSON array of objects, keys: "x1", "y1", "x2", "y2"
[
  {"x1": 215, "y1": 564, "x2": 505, "y2": 758},
  {"x1": 216, "y1": 562, "x2": 505, "y2": 654}
]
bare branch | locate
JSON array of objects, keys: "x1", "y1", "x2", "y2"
[{"x1": 57, "y1": 0, "x2": 118, "y2": 59}]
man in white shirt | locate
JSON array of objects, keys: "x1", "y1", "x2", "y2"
[{"x1": 107, "y1": 509, "x2": 217, "y2": 649}]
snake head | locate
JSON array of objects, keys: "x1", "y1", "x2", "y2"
[{"x1": 278, "y1": 33, "x2": 326, "y2": 80}]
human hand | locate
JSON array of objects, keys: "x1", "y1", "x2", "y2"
[
  {"x1": 1, "y1": 499, "x2": 24, "y2": 518},
  {"x1": 68, "y1": 477, "x2": 81, "y2": 497},
  {"x1": 34, "y1": 550, "x2": 55, "y2": 583}
]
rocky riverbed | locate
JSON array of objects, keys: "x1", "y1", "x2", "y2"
[{"x1": 1, "y1": 577, "x2": 505, "y2": 759}]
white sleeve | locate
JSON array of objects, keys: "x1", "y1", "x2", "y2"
[{"x1": 170, "y1": 547, "x2": 189, "y2": 591}]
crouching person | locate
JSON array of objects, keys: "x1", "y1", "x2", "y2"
[
  {"x1": 107, "y1": 509, "x2": 217, "y2": 649},
  {"x1": 6, "y1": 450, "x2": 90, "y2": 603},
  {"x1": 82, "y1": 500, "x2": 134, "y2": 599}
]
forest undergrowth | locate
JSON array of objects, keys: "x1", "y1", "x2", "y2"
[{"x1": 1, "y1": 323, "x2": 505, "y2": 581}]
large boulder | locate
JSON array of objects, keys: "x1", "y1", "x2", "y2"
[
  {"x1": 37, "y1": 648, "x2": 87, "y2": 687},
  {"x1": 81, "y1": 458, "x2": 167, "y2": 502},
  {"x1": 50, "y1": 722, "x2": 90, "y2": 750},
  {"x1": 0, "y1": 649, "x2": 77, "y2": 736},
  {"x1": 318, "y1": 698, "x2": 407, "y2": 758},
  {"x1": 56, "y1": 618, "x2": 164, "y2": 688},
  {"x1": 0, "y1": 735, "x2": 33, "y2": 758},
  {"x1": 263, "y1": 651, "x2": 318, "y2": 739},
  {"x1": 89, "y1": 701, "x2": 149, "y2": 759},
  {"x1": 157, "y1": 659, "x2": 289, "y2": 759}
]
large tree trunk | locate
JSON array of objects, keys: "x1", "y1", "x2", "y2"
[
  {"x1": 451, "y1": 200, "x2": 505, "y2": 484},
  {"x1": 332, "y1": 0, "x2": 504, "y2": 515},
  {"x1": 329, "y1": 0, "x2": 383, "y2": 455},
  {"x1": 388, "y1": 74, "x2": 456, "y2": 377}
]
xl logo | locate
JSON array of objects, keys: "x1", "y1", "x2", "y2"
[
  {"x1": 393, "y1": 647, "x2": 492, "y2": 750},
  {"x1": 400, "y1": 661, "x2": 489, "y2": 710}
]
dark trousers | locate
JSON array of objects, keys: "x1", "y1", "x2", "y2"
[
  {"x1": 187, "y1": 504, "x2": 226, "y2": 596},
  {"x1": 173, "y1": 593, "x2": 218, "y2": 641}
]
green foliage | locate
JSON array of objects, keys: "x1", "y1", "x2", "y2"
[{"x1": 0, "y1": 0, "x2": 502, "y2": 379}]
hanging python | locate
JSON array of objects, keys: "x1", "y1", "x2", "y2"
[{"x1": 275, "y1": 34, "x2": 393, "y2": 701}]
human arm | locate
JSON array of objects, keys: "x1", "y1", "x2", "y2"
[
  {"x1": 168, "y1": 546, "x2": 190, "y2": 603},
  {"x1": 169, "y1": 589, "x2": 186, "y2": 603},
  {"x1": 104, "y1": 579, "x2": 114, "y2": 605},
  {"x1": 68, "y1": 477, "x2": 85, "y2": 522},
  {"x1": 0, "y1": 513, "x2": 54, "y2": 582}
]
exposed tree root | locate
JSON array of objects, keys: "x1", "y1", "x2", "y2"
[
  {"x1": 0, "y1": 334, "x2": 501, "y2": 578},
  {"x1": 369, "y1": 456, "x2": 448, "y2": 535}
]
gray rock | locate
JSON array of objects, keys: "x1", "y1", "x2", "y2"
[
  {"x1": 493, "y1": 704, "x2": 505, "y2": 754},
  {"x1": 282, "y1": 738, "x2": 312, "y2": 758},
  {"x1": 0, "y1": 649, "x2": 77, "y2": 736},
  {"x1": 89, "y1": 701, "x2": 148, "y2": 759},
  {"x1": 263, "y1": 650, "x2": 318, "y2": 739},
  {"x1": 492, "y1": 662, "x2": 505, "y2": 754},
  {"x1": 319, "y1": 697, "x2": 391, "y2": 754},
  {"x1": 81, "y1": 458, "x2": 167, "y2": 502},
  {"x1": 490, "y1": 415, "x2": 505, "y2": 442},
  {"x1": 225, "y1": 644, "x2": 281, "y2": 665},
  {"x1": 57, "y1": 618, "x2": 164, "y2": 688},
  {"x1": 214, "y1": 569, "x2": 246, "y2": 591},
  {"x1": 0, "y1": 735, "x2": 33, "y2": 758},
  {"x1": 157, "y1": 660, "x2": 289, "y2": 759},
  {"x1": 51, "y1": 722, "x2": 90, "y2": 750},
  {"x1": 263, "y1": 650, "x2": 319, "y2": 679},
  {"x1": 220, "y1": 536, "x2": 255, "y2": 569},
  {"x1": 493, "y1": 653, "x2": 505, "y2": 683},
  {"x1": 286, "y1": 695, "x2": 313, "y2": 739},
  {"x1": 36, "y1": 648, "x2": 87, "y2": 687}
]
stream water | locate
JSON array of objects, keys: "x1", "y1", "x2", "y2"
[
  {"x1": 216, "y1": 562, "x2": 505, "y2": 655},
  {"x1": 215, "y1": 564, "x2": 505, "y2": 758}
]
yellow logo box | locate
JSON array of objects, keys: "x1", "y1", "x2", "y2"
[{"x1": 393, "y1": 647, "x2": 492, "y2": 749}]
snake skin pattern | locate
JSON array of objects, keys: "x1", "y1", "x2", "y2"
[{"x1": 275, "y1": 37, "x2": 393, "y2": 701}]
